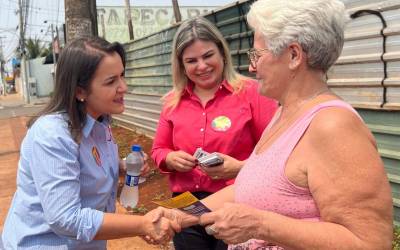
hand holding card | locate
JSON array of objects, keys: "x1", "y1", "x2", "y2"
[{"x1": 193, "y1": 148, "x2": 224, "y2": 168}]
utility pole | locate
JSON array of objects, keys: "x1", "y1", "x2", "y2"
[
  {"x1": 0, "y1": 36, "x2": 6, "y2": 96},
  {"x1": 64, "y1": 0, "x2": 98, "y2": 42},
  {"x1": 18, "y1": 0, "x2": 30, "y2": 104},
  {"x1": 50, "y1": 24, "x2": 57, "y2": 73},
  {"x1": 124, "y1": 0, "x2": 134, "y2": 40},
  {"x1": 172, "y1": 0, "x2": 182, "y2": 23},
  {"x1": 97, "y1": 8, "x2": 106, "y2": 39},
  {"x1": 100, "y1": 12, "x2": 106, "y2": 39},
  {"x1": 55, "y1": 25, "x2": 61, "y2": 50}
]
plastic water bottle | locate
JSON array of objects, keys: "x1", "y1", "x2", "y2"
[{"x1": 120, "y1": 145, "x2": 144, "y2": 208}]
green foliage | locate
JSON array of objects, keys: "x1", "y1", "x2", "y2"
[
  {"x1": 25, "y1": 37, "x2": 50, "y2": 59},
  {"x1": 394, "y1": 225, "x2": 400, "y2": 250},
  {"x1": 40, "y1": 45, "x2": 51, "y2": 58},
  {"x1": 129, "y1": 204, "x2": 148, "y2": 214},
  {"x1": 110, "y1": 119, "x2": 119, "y2": 128},
  {"x1": 151, "y1": 192, "x2": 167, "y2": 201}
]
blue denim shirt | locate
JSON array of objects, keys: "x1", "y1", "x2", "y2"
[{"x1": 2, "y1": 112, "x2": 119, "y2": 249}]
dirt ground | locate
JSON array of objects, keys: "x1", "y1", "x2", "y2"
[
  {"x1": 0, "y1": 116, "x2": 172, "y2": 250},
  {"x1": 109, "y1": 125, "x2": 173, "y2": 250}
]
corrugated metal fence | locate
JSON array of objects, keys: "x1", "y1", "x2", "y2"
[{"x1": 113, "y1": 0, "x2": 400, "y2": 225}]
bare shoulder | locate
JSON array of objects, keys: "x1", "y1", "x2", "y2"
[
  {"x1": 308, "y1": 106, "x2": 373, "y2": 143},
  {"x1": 304, "y1": 106, "x2": 393, "y2": 247},
  {"x1": 306, "y1": 106, "x2": 387, "y2": 197}
]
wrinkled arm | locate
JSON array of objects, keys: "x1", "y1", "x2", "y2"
[
  {"x1": 201, "y1": 184, "x2": 235, "y2": 211},
  {"x1": 200, "y1": 109, "x2": 393, "y2": 249},
  {"x1": 257, "y1": 109, "x2": 393, "y2": 249}
]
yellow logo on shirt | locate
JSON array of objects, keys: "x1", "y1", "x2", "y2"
[
  {"x1": 211, "y1": 116, "x2": 231, "y2": 132},
  {"x1": 92, "y1": 146, "x2": 102, "y2": 167}
]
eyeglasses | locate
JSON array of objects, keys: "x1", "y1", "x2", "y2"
[{"x1": 247, "y1": 48, "x2": 270, "y2": 69}]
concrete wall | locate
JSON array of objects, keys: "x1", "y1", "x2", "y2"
[{"x1": 28, "y1": 57, "x2": 54, "y2": 97}]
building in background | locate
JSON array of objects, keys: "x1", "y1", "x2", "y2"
[{"x1": 97, "y1": 6, "x2": 216, "y2": 43}]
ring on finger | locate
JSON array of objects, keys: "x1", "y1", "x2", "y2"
[
  {"x1": 205, "y1": 225, "x2": 218, "y2": 235},
  {"x1": 213, "y1": 175, "x2": 219, "y2": 180}
]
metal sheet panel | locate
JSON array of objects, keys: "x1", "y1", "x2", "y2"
[{"x1": 357, "y1": 109, "x2": 400, "y2": 226}]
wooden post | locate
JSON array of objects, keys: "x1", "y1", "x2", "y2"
[
  {"x1": 172, "y1": 0, "x2": 182, "y2": 23},
  {"x1": 64, "y1": 0, "x2": 98, "y2": 42},
  {"x1": 124, "y1": 0, "x2": 134, "y2": 40}
]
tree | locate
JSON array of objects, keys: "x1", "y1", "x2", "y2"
[
  {"x1": 40, "y1": 42, "x2": 52, "y2": 58},
  {"x1": 23, "y1": 37, "x2": 51, "y2": 59},
  {"x1": 25, "y1": 37, "x2": 44, "y2": 59},
  {"x1": 64, "y1": 0, "x2": 97, "y2": 42}
]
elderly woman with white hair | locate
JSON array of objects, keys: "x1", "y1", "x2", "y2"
[{"x1": 189, "y1": 0, "x2": 393, "y2": 249}]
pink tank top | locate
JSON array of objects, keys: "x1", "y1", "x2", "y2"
[{"x1": 231, "y1": 100, "x2": 360, "y2": 250}]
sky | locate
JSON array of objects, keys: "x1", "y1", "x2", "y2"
[{"x1": 0, "y1": 0, "x2": 234, "y2": 72}]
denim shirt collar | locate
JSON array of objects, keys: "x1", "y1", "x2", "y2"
[{"x1": 82, "y1": 114, "x2": 111, "y2": 138}]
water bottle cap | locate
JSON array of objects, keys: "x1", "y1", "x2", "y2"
[{"x1": 131, "y1": 145, "x2": 142, "y2": 152}]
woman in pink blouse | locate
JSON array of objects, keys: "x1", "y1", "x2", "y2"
[{"x1": 151, "y1": 17, "x2": 277, "y2": 250}]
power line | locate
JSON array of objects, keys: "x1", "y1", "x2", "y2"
[
  {"x1": 55, "y1": 0, "x2": 61, "y2": 26},
  {"x1": 25, "y1": 23, "x2": 51, "y2": 28}
]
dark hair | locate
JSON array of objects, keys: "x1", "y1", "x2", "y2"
[{"x1": 27, "y1": 36, "x2": 126, "y2": 142}]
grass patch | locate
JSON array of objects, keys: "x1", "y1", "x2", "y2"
[
  {"x1": 394, "y1": 225, "x2": 400, "y2": 250},
  {"x1": 128, "y1": 204, "x2": 149, "y2": 215}
]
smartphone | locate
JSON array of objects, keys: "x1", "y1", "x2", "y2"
[
  {"x1": 194, "y1": 148, "x2": 209, "y2": 159},
  {"x1": 199, "y1": 153, "x2": 224, "y2": 167}
]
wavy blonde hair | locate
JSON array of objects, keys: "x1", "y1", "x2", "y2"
[{"x1": 164, "y1": 17, "x2": 247, "y2": 109}]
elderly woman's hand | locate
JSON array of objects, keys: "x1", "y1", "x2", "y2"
[
  {"x1": 199, "y1": 203, "x2": 263, "y2": 244},
  {"x1": 141, "y1": 207, "x2": 200, "y2": 244},
  {"x1": 146, "y1": 207, "x2": 200, "y2": 228},
  {"x1": 200, "y1": 153, "x2": 245, "y2": 180}
]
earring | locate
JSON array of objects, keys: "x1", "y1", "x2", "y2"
[{"x1": 80, "y1": 98, "x2": 84, "y2": 102}]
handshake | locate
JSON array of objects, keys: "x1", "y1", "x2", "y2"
[
  {"x1": 142, "y1": 191, "x2": 214, "y2": 245},
  {"x1": 141, "y1": 207, "x2": 199, "y2": 245}
]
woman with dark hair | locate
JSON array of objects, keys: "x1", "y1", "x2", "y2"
[{"x1": 1, "y1": 37, "x2": 188, "y2": 249}]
